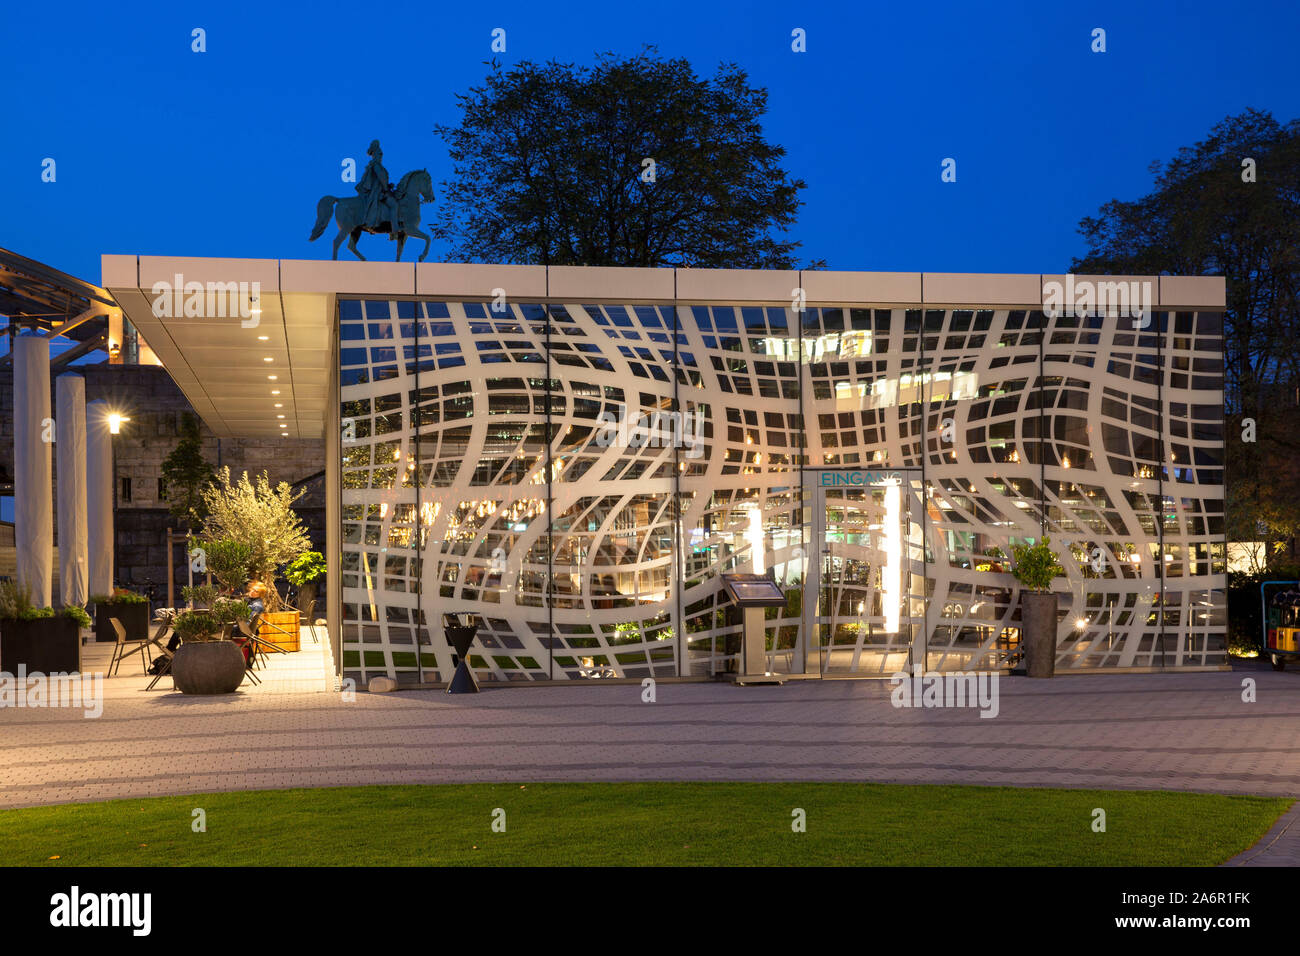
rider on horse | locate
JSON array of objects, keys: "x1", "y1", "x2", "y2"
[{"x1": 357, "y1": 140, "x2": 401, "y2": 240}]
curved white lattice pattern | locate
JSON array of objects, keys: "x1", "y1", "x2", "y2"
[{"x1": 339, "y1": 300, "x2": 1225, "y2": 684}]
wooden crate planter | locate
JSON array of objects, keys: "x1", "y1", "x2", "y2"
[
  {"x1": 258, "y1": 610, "x2": 300, "y2": 652},
  {"x1": 95, "y1": 601, "x2": 150, "y2": 643},
  {"x1": 0, "y1": 617, "x2": 82, "y2": 673}
]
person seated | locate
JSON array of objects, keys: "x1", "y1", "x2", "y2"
[
  {"x1": 245, "y1": 580, "x2": 267, "y2": 618},
  {"x1": 228, "y1": 581, "x2": 269, "y2": 668}
]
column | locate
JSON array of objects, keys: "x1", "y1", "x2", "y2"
[
  {"x1": 14, "y1": 332, "x2": 53, "y2": 607},
  {"x1": 86, "y1": 399, "x2": 114, "y2": 597},
  {"x1": 56, "y1": 373, "x2": 89, "y2": 606}
]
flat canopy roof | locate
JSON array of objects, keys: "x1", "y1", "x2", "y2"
[{"x1": 103, "y1": 255, "x2": 1226, "y2": 440}]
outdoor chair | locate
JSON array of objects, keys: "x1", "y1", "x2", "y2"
[
  {"x1": 238, "y1": 613, "x2": 282, "y2": 665},
  {"x1": 108, "y1": 617, "x2": 152, "y2": 677},
  {"x1": 234, "y1": 634, "x2": 262, "y2": 686},
  {"x1": 144, "y1": 619, "x2": 176, "y2": 691},
  {"x1": 299, "y1": 599, "x2": 318, "y2": 643},
  {"x1": 254, "y1": 611, "x2": 295, "y2": 653}
]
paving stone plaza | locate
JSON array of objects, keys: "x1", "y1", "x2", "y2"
[{"x1": 2, "y1": 669, "x2": 1296, "y2": 863}]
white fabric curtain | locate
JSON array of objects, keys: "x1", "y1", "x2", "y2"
[
  {"x1": 14, "y1": 333, "x2": 53, "y2": 607},
  {"x1": 86, "y1": 399, "x2": 114, "y2": 598},
  {"x1": 56, "y1": 374, "x2": 89, "y2": 607}
]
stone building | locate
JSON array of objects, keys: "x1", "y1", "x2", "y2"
[{"x1": 0, "y1": 364, "x2": 324, "y2": 602}]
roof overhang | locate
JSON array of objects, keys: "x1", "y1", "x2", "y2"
[{"x1": 103, "y1": 255, "x2": 1227, "y2": 441}]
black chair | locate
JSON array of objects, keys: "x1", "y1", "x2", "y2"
[
  {"x1": 252, "y1": 611, "x2": 294, "y2": 654},
  {"x1": 237, "y1": 614, "x2": 280, "y2": 666},
  {"x1": 299, "y1": 599, "x2": 319, "y2": 644},
  {"x1": 237, "y1": 634, "x2": 262, "y2": 686},
  {"x1": 143, "y1": 620, "x2": 176, "y2": 691},
  {"x1": 108, "y1": 618, "x2": 151, "y2": 677}
]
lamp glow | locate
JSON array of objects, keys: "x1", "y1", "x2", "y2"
[
  {"x1": 882, "y1": 480, "x2": 901, "y2": 634},
  {"x1": 745, "y1": 505, "x2": 765, "y2": 574}
]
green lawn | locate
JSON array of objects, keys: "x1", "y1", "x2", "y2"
[{"x1": 0, "y1": 783, "x2": 1287, "y2": 866}]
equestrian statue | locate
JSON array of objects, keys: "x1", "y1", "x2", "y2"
[{"x1": 310, "y1": 139, "x2": 435, "y2": 262}]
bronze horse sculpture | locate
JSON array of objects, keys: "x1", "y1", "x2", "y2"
[{"x1": 309, "y1": 168, "x2": 435, "y2": 262}]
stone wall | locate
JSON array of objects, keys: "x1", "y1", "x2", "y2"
[{"x1": 1, "y1": 364, "x2": 326, "y2": 601}]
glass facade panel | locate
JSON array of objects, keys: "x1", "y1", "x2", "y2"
[{"x1": 339, "y1": 297, "x2": 1227, "y2": 683}]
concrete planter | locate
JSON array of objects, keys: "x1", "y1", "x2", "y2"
[
  {"x1": 95, "y1": 601, "x2": 149, "y2": 643},
  {"x1": 172, "y1": 641, "x2": 246, "y2": 694},
  {"x1": 0, "y1": 616, "x2": 82, "y2": 673},
  {"x1": 1021, "y1": 592, "x2": 1059, "y2": 678}
]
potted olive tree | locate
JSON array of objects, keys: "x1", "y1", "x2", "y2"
[
  {"x1": 1009, "y1": 536, "x2": 1066, "y2": 678},
  {"x1": 195, "y1": 537, "x2": 254, "y2": 596},
  {"x1": 0, "y1": 581, "x2": 92, "y2": 673},
  {"x1": 91, "y1": 587, "x2": 150, "y2": 644},
  {"x1": 170, "y1": 585, "x2": 250, "y2": 694},
  {"x1": 199, "y1": 468, "x2": 312, "y2": 652}
]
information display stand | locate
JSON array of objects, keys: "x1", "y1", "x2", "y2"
[{"x1": 720, "y1": 573, "x2": 788, "y2": 685}]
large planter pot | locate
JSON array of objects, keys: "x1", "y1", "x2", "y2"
[
  {"x1": 95, "y1": 601, "x2": 149, "y2": 643},
  {"x1": 259, "y1": 610, "x2": 300, "y2": 652},
  {"x1": 0, "y1": 616, "x2": 82, "y2": 673},
  {"x1": 172, "y1": 641, "x2": 246, "y2": 694},
  {"x1": 1021, "y1": 592, "x2": 1059, "y2": 678}
]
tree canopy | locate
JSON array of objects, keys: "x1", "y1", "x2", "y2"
[
  {"x1": 199, "y1": 467, "x2": 310, "y2": 611},
  {"x1": 1072, "y1": 108, "x2": 1300, "y2": 414},
  {"x1": 433, "y1": 49, "x2": 816, "y2": 269},
  {"x1": 1072, "y1": 108, "x2": 1300, "y2": 564},
  {"x1": 160, "y1": 412, "x2": 215, "y2": 528}
]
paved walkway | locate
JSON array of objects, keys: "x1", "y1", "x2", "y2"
[
  {"x1": 79, "y1": 625, "x2": 333, "y2": 696},
  {"x1": 1, "y1": 669, "x2": 1296, "y2": 861}
]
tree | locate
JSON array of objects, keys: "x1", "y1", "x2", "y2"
[
  {"x1": 1072, "y1": 109, "x2": 1300, "y2": 415},
  {"x1": 285, "y1": 551, "x2": 326, "y2": 618},
  {"x1": 199, "y1": 538, "x2": 254, "y2": 595},
  {"x1": 161, "y1": 413, "x2": 215, "y2": 529},
  {"x1": 1071, "y1": 109, "x2": 1300, "y2": 566},
  {"x1": 199, "y1": 468, "x2": 311, "y2": 611},
  {"x1": 434, "y1": 49, "x2": 818, "y2": 269}
]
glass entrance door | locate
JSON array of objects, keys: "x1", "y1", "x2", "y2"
[{"x1": 816, "y1": 476, "x2": 924, "y2": 675}]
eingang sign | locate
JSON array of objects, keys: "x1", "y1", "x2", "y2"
[{"x1": 816, "y1": 470, "x2": 906, "y2": 487}]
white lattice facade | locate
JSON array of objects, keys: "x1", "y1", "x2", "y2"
[{"x1": 338, "y1": 286, "x2": 1226, "y2": 685}]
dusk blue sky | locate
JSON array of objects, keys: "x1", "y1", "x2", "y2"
[{"x1": 3, "y1": 0, "x2": 1297, "y2": 287}]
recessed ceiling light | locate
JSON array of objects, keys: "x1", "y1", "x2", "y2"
[
  {"x1": 274, "y1": 403, "x2": 283, "y2": 408},
  {"x1": 277, "y1": 414, "x2": 285, "y2": 419},
  {"x1": 271, "y1": 389, "x2": 281, "y2": 395},
  {"x1": 257, "y1": 335, "x2": 269, "y2": 341},
  {"x1": 263, "y1": 357, "x2": 273, "y2": 362},
  {"x1": 268, "y1": 375, "x2": 277, "y2": 380}
]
